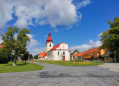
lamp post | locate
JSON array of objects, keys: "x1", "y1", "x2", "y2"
[{"x1": 97, "y1": 53, "x2": 99, "y2": 63}]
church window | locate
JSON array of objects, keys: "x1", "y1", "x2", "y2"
[
  {"x1": 63, "y1": 52, "x2": 65, "y2": 55},
  {"x1": 50, "y1": 43, "x2": 51, "y2": 47},
  {"x1": 58, "y1": 52, "x2": 59, "y2": 55}
]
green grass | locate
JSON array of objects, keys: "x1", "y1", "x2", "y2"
[
  {"x1": 35, "y1": 60, "x2": 104, "y2": 66},
  {"x1": 0, "y1": 61, "x2": 44, "y2": 73}
]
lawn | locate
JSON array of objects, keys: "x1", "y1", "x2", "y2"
[
  {"x1": 0, "y1": 61, "x2": 44, "y2": 73},
  {"x1": 34, "y1": 60, "x2": 104, "y2": 66}
]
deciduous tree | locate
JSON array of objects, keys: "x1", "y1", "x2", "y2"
[
  {"x1": 2, "y1": 27, "x2": 31, "y2": 66},
  {"x1": 100, "y1": 17, "x2": 119, "y2": 62}
]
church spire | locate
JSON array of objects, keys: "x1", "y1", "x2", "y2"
[{"x1": 46, "y1": 32, "x2": 53, "y2": 42}]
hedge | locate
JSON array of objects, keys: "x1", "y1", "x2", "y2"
[{"x1": 0, "y1": 55, "x2": 8, "y2": 64}]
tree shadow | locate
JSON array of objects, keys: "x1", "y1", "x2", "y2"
[{"x1": 5, "y1": 62, "x2": 30, "y2": 66}]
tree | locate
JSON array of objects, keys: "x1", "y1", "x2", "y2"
[
  {"x1": 24, "y1": 51, "x2": 29, "y2": 64},
  {"x1": 99, "y1": 55, "x2": 103, "y2": 60},
  {"x1": 34, "y1": 55, "x2": 38, "y2": 60},
  {"x1": 91, "y1": 55, "x2": 94, "y2": 62},
  {"x1": 2, "y1": 27, "x2": 31, "y2": 66},
  {"x1": 73, "y1": 49, "x2": 79, "y2": 53},
  {"x1": 29, "y1": 54, "x2": 33, "y2": 60},
  {"x1": 100, "y1": 17, "x2": 119, "y2": 62}
]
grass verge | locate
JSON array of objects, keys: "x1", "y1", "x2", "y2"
[
  {"x1": 0, "y1": 61, "x2": 44, "y2": 73},
  {"x1": 34, "y1": 61, "x2": 104, "y2": 66}
]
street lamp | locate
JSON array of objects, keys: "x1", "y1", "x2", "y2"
[{"x1": 97, "y1": 53, "x2": 99, "y2": 63}]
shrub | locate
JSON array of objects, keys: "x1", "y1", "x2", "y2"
[
  {"x1": 0, "y1": 55, "x2": 8, "y2": 64},
  {"x1": 116, "y1": 52, "x2": 119, "y2": 62},
  {"x1": 91, "y1": 55, "x2": 94, "y2": 62}
]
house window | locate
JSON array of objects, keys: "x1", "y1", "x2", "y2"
[
  {"x1": 58, "y1": 52, "x2": 59, "y2": 55},
  {"x1": 63, "y1": 52, "x2": 65, "y2": 55}
]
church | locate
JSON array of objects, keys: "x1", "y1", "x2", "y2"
[{"x1": 44, "y1": 32, "x2": 70, "y2": 61}]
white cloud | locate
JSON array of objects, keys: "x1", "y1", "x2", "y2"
[
  {"x1": 98, "y1": 32, "x2": 102, "y2": 37},
  {"x1": 27, "y1": 34, "x2": 39, "y2": 48},
  {"x1": 0, "y1": 0, "x2": 14, "y2": 29},
  {"x1": 69, "y1": 39, "x2": 102, "y2": 52},
  {"x1": 44, "y1": 35, "x2": 47, "y2": 37},
  {"x1": 53, "y1": 28, "x2": 59, "y2": 32},
  {"x1": 66, "y1": 26, "x2": 73, "y2": 30},
  {"x1": 0, "y1": 36, "x2": 3, "y2": 44},
  {"x1": 0, "y1": 0, "x2": 90, "y2": 29},
  {"x1": 75, "y1": 0, "x2": 91, "y2": 10},
  {"x1": 31, "y1": 47, "x2": 45, "y2": 56}
]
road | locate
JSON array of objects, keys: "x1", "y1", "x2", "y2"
[{"x1": 0, "y1": 62, "x2": 119, "y2": 86}]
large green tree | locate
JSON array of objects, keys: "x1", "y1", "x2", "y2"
[
  {"x1": 2, "y1": 27, "x2": 31, "y2": 66},
  {"x1": 34, "y1": 55, "x2": 38, "y2": 60},
  {"x1": 100, "y1": 17, "x2": 119, "y2": 62}
]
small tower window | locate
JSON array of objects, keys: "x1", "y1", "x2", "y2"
[
  {"x1": 58, "y1": 52, "x2": 59, "y2": 55},
  {"x1": 50, "y1": 43, "x2": 51, "y2": 47}
]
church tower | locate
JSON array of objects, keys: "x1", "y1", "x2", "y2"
[{"x1": 46, "y1": 32, "x2": 53, "y2": 53}]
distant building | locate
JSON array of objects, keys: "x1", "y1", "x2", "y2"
[
  {"x1": 0, "y1": 44, "x2": 3, "y2": 48},
  {"x1": 74, "y1": 47, "x2": 106, "y2": 60},
  {"x1": 38, "y1": 52, "x2": 46, "y2": 60}
]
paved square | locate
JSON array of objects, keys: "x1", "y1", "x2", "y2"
[{"x1": 0, "y1": 62, "x2": 119, "y2": 86}]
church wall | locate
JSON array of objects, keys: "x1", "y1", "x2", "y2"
[{"x1": 65, "y1": 51, "x2": 70, "y2": 61}]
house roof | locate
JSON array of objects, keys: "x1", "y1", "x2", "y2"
[
  {"x1": 0, "y1": 44, "x2": 3, "y2": 48},
  {"x1": 49, "y1": 44, "x2": 60, "y2": 51},
  {"x1": 74, "y1": 47, "x2": 100, "y2": 57},
  {"x1": 49, "y1": 42, "x2": 69, "y2": 51},
  {"x1": 39, "y1": 52, "x2": 45, "y2": 57},
  {"x1": 45, "y1": 53, "x2": 47, "y2": 56},
  {"x1": 86, "y1": 47, "x2": 99, "y2": 53},
  {"x1": 74, "y1": 52, "x2": 85, "y2": 57}
]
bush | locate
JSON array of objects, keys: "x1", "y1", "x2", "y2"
[
  {"x1": 116, "y1": 52, "x2": 119, "y2": 62},
  {"x1": 91, "y1": 55, "x2": 94, "y2": 62},
  {"x1": 0, "y1": 55, "x2": 8, "y2": 64}
]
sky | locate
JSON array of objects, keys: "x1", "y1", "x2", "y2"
[{"x1": 0, "y1": 0, "x2": 119, "y2": 56}]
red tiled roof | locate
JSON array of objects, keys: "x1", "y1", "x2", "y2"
[
  {"x1": 49, "y1": 44, "x2": 60, "y2": 51},
  {"x1": 74, "y1": 47, "x2": 99, "y2": 57},
  {"x1": 0, "y1": 44, "x2": 3, "y2": 48},
  {"x1": 45, "y1": 53, "x2": 47, "y2": 56},
  {"x1": 85, "y1": 47, "x2": 99, "y2": 53},
  {"x1": 74, "y1": 52, "x2": 85, "y2": 57},
  {"x1": 39, "y1": 52, "x2": 45, "y2": 57}
]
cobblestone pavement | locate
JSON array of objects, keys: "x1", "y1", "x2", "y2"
[{"x1": 0, "y1": 62, "x2": 119, "y2": 86}]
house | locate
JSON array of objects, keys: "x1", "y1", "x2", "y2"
[
  {"x1": 42, "y1": 32, "x2": 70, "y2": 61},
  {"x1": 70, "y1": 52, "x2": 78, "y2": 60},
  {"x1": 0, "y1": 44, "x2": 3, "y2": 48},
  {"x1": 103, "y1": 50, "x2": 116, "y2": 61},
  {"x1": 38, "y1": 52, "x2": 46, "y2": 60},
  {"x1": 74, "y1": 47, "x2": 106, "y2": 60}
]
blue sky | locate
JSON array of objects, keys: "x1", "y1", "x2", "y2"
[{"x1": 0, "y1": 0, "x2": 119, "y2": 56}]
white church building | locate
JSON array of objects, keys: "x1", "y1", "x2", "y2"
[{"x1": 45, "y1": 32, "x2": 70, "y2": 61}]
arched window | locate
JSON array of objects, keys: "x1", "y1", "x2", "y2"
[
  {"x1": 63, "y1": 52, "x2": 65, "y2": 55},
  {"x1": 58, "y1": 52, "x2": 59, "y2": 55},
  {"x1": 49, "y1": 43, "x2": 51, "y2": 47}
]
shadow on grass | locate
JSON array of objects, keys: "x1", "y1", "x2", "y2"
[{"x1": 5, "y1": 62, "x2": 30, "y2": 66}]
